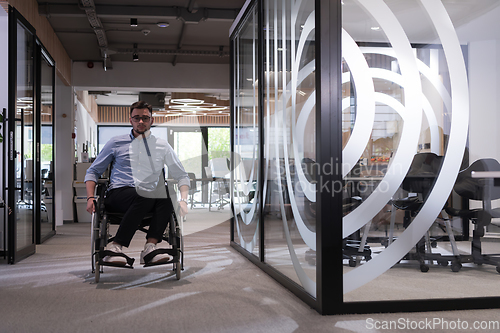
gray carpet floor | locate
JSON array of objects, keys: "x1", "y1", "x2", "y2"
[{"x1": 1, "y1": 210, "x2": 500, "y2": 332}]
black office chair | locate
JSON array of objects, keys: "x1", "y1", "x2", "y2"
[
  {"x1": 187, "y1": 172, "x2": 201, "y2": 209},
  {"x1": 207, "y1": 158, "x2": 231, "y2": 210},
  {"x1": 300, "y1": 158, "x2": 371, "y2": 267},
  {"x1": 445, "y1": 158, "x2": 500, "y2": 273},
  {"x1": 389, "y1": 152, "x2": 459, "y2": 272}
]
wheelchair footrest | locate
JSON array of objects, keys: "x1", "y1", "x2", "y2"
[
  {"x1": 143, "y1": 257, "x2": 178, "y2": 267},
  {"x1": 143, "y1": 248, "x2": 178, "y2": 267},
  {"x1": 100, "y1": 261, "x2": 135, "y2": 269},
  {"x1": 99, "y1": 250, "x2": 135, "y2": 268}
]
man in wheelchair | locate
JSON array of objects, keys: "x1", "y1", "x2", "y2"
[{"x1": 85, "y1": 101, "x2": 190, "y2": 267}]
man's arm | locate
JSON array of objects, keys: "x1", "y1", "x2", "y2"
[
  {"x1": 86, "y1": 180, "x2": 97, "y2": 213},
  {"x1": 178, "y1": 184, "x2": 189, "y2": 216},
  {"x1": 84, "y1": 139, "x2": 115, "y2": 214},
  {"x1": 162, "y1": 141, "x2": 191, "y2": 216}
]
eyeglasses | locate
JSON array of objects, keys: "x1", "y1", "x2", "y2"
[{"x1": 131, "y1": 115, "x2": 151, "y2": 122}]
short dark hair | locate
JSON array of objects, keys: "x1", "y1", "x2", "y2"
[{"x1": 130, "y1": 101, "x2": 153, "y2": 115}]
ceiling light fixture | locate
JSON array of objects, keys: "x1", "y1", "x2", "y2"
[
  {"x1": 170, "y1": 98, "x2": 204, "y2": 105},
  {"x1": 371, "y1": 26, "x2": 380, "y2": 31},
  {"x1": 130, "y1": 18, "x2": 138, "y2": 27},
  {"x1": 157, "y1": 22, "x2": 169, "y2": 28}
]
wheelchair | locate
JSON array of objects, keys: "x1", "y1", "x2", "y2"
[{"x1": 90, "y1": 179, "x2": 184, "y2": 283}]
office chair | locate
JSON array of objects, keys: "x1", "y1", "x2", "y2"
[
  {"x1": 187, "y1": 172, "x2": 201, "y2": 209},
  {"x1": 389, "y1": 152, "x2": 459, "y2": 272},
  {"x1": 300, "y1": 158, "x2": 371, "y2": 267},
  {"x1": 208, "y1": 158, "x2": 231, "y2": 210},
  {"x1": 445, "y1": 158, "x2": 500, "y2": 273}
]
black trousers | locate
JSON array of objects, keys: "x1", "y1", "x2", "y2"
[{"x1": 104, "y1": 187, "x2": 172, "y2": 247}]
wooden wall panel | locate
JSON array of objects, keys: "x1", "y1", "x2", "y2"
[{"x1": 98, "y1": 106, "x2": 230, "y2": 126}]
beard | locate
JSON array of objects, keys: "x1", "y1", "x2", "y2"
[
  {"x1": 134, "y1": 128, "x2": 146, "y2": 135},
  {"x1": 134, "y1": 125, "x2": 148, "y2": 135}
]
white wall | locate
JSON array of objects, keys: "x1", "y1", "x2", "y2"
[
  {"x1": 456, "y1": 4, "x2": 500, "y2": 163},
  {"x1": 457, "y1": 6, "x2": 500, "y2": 212},
  {"x1": 468, "y1": 40, "x2": 499, "y2": 163},
  {"x1": 54, "y1": 78, "x2": 75, "y2": 224},
  {"x1": 75, "y1": 99, "x2": 98, "y2": 162},
  {"x1": 72, "y1": 61, "x2": 230, "y2": 93}
]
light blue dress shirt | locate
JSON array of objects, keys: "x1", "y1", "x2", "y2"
[{"x1": 84, "y1": 130, "x2": 190, "y2": 192}]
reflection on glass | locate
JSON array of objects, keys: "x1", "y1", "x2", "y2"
[
  {"x1": 233, "y1": 5, "x2": 260, "y2": 258},
  {"x1": 40, "y1": 54, "x2": 55, "y2": 240},
  {"x1": 341, "y1": 0, "x2": 500, "y2": 302},
  {"x1": 174, "y1": 131, "x2": 203, "y2": 178},
  {"x1": 15, "y1": 23, "x2": 34, "y2": 251},
  {"x1": 98, "y1": 126, "x2": 169, "y2": 153},
  {"x1": 262, "y1": 0, "x2": 316, "y2": 297},
  {"x1": 208, "y1": 127, "x2": 230, "y2": 162}
]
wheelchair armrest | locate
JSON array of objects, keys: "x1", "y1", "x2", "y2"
[{"x1": 97, "y1": 178, "x2": 109, "y2": 184}]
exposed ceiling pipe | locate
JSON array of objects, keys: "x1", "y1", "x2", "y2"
[
  {"x1": 187, "y1": 0, "x2": 198, "y2": 13},
  {"x1": 39, "y1": 1, "x2": 234, "y2": 69},
  {"x1": 172, "y1": 22, "x2": 187, "y2": 66},
  {"x1": 79, "y1": 0, "x2": 111, "y2": 69},
  {"x1": 112, "y1": 48, "x2": 229, "y2": 57},
  {"x1": 38, "y1": 4, "x2": 238, "y2": 22},
  {"x1": 80, "y1": 0, "x2": 108, "y2": 48},
  {"x1": 173, "y1": 0, "x2": 201, "y2": 66}
]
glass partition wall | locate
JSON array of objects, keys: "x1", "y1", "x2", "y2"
[
  {"x1": 262, "y1": 0, "x2": 317, "y2": 295},
  {"x1": 341, "y1": 0, "x2": 500, "y2": 308},
  {"x1": 6, "y1": 7, "x2": 56, "y2": 263},
  {"x1": 231, "y1": 0, "x2": 500, "y2": 314},
  {"x1": 7, "y1": 8, "x2": 36, "y2": 263},
  {"x1": 37, "y1": 45, "x2": 56, "y2": 243},
  {"x1": 232, "y1": 4, "x2": 261, "y2": 258}
]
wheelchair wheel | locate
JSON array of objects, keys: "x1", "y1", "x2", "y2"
[
  {"x1": 91, "y1": 212, "x2": 97, "y2": 273},
  {"x1": 91, "y1": 210, "x2": 103, "y2": 282},
  {"x1": 175, "y1": 262, "x2": 181, "y2": 280},
  {"x1": 95, "y1": 259, "x2": 101, "y2": 283},
  {"x1": 170, "y1": 210, "x2": 183, "y2": 280},
  {"x1": 176, "y1": 231, "x2": 183, "y2": 280},
  {"x1": 94, "y1": 211, "x2": 108, "y2": 282}
]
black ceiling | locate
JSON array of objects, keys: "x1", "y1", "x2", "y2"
[{"x1": 37, "y1": 0, "x2": 246, "y2": 67}]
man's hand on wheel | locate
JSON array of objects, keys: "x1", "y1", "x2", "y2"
[{"x1": 179, "y1": 201, "x2": 188, "y2": 217}]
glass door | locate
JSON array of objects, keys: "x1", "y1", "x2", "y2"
[
  {"x1": 37, "y1": 44, "x2": 55, "y2": 243},
  {"x1": 168, "y1": 127, "x2": 208, "y2": 204},
  {"x1": 169, "y1": 127, "x2": 207, "y2": 178},
  {"x1": 7, "y1": 8, "x2": 36, "y2": 263}
]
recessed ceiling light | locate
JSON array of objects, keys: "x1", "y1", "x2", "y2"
[
  {"x1": 157, "y1": 22, "x2": 169, "y2": 28},
  {"x1": 371, "y1": 26, "x2": 380, "y2": 31}
]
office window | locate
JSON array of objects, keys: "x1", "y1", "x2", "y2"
[{"x1": 98, "y1": 126, "x2": 169, "y2": 153}]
